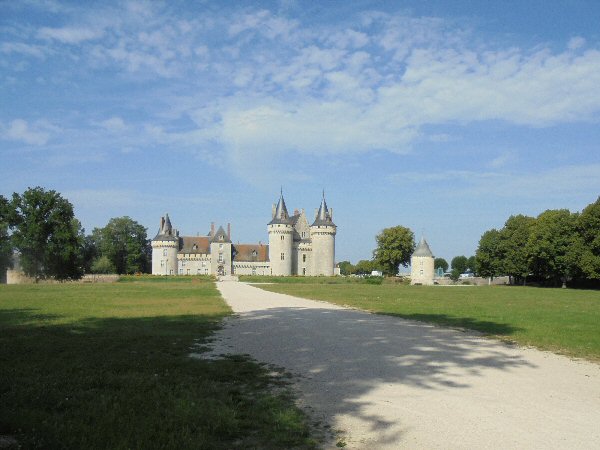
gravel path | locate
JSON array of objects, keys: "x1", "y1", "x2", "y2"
[{"x1": 200, "y1": 281, "x2": 600, "y2": 449}]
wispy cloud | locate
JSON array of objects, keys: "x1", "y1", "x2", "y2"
[
  {"x1": 38, "y1": 26, "x2": 104, "y2": 44},
  {"x1": 0, "y1": 119, "x2": 58, "y2": 146}
]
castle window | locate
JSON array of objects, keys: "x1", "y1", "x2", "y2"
[
  {"x1": 163, "y1": 249, "x2": 167, "y2": 256},
  {"x1": 179, "y1": 268, "x2": 183, "y2": 275},
  {"x1": 192, "y1": 244, "x2": 197, "y2": 251},
  {"x1": 302, "y1": 254, "x2": 306, "y2": 263},
  {"x1": 219, "y1": 243, "x2": 223, "y2": 250},
  {"x1": 218, "y1": 253, "x2": 223, "y2": 263},
  {"x1": 281, "y1": 235, "x2": 284, "y2": 240},
  {"x1": 281, "y1": 253, "x2": 285, "y2": 260},
  {"x1": 202, "y1": 261, "x2": 206, "y2": 267},
  {"x1": 252, "y1": 267, "x2": 256, "y2": 275},
  {"x1": 160, "y1": 260, "x2": 164, "y2": 267},
  {"x1": 187, "y1": 269, "x2": 190, "y2": 275},
  {"x1": 303, "y1": 268, "x2": 306, "y2": 275},
  {"x1": 420, "y1": 270, "x2": 424, "y2": 275}
]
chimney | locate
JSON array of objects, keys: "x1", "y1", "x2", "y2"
[
  {"x1": 294, "y1": 208, "x2": 299, "y2": 216},
  {"x1": 211, "y1": 222, "x2": 215, "y2": 237},
  {"x1": 227, "y1": 223, "x2": 231, "y2": 240}
]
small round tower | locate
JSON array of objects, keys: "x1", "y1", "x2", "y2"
[
  {"x1": 310, "y1": 193, "x2": 336, "y2": 276},
  {"x1": 268, "y1": 192, "x2": 294, "y2": 276},
  {"x1": 151, "y1": 213, "x2": 179, "y2": 276},
  {"x1": 410, "y1": 236, "x2": 435, "y2": 285}
]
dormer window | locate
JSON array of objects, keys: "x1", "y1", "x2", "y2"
[
  {"x1": 219, "y1": 235, "x2": 224, "y2": 241},
  {"x1": 192, "y1": 244, "x2": 198, "y2": 251}
]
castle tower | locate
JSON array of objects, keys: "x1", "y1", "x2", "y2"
[
  {"x1": 310, "y1": 192, "x2": 336, "y2": 276},
  {"x1": 268, "y1": 191, "x2": 294, "y2": 276},
  {"x1": 151, "y1": 213, "x2": 179, "y2": 276},
  {"x1": 410, "y1": 236, "x2": 435, "y2": 285},
  {"x1": 210, "y1": 224, "x2": 232, "y2": 276}
]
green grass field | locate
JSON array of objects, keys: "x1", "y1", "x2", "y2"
[
  {"x1": 0, "y1": 279, "x2": 317, "y2": 449},
  {"x1": 256, "y1": 282, "x2": 600, "y2": 362}
]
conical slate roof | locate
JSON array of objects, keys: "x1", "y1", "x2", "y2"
[
  {"x1": 153, "y1": 213, "x2": 178, "y2": 241},
  {"x1": 412, "y1": 236, "x2": 433, "y2": 257},
  {"x1": 312, "y1": 192, "x2": 336, "y2": 227},
  {"x1": 269, "y1": 191, "x2": 292, "y2": 225}
]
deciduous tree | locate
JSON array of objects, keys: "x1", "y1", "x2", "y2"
[
  {"x1": 9, "y1": 187, "x2": 84, "y2": 281},
  {"x1": 498, "y1": 214, "x2": 535, "y2": 285},
  {"x1": 373, "y1": 226, "x2": 415, "y2": 276},
  {"x1": 450, "y1": 255, "x2": 468, "y2": 274},
  {"x1": 434, "y1": 257, "x2": 448, "y2": 272},
  {"x1": 577, "y1": 197, "x2": 600, "y2": 279},
  {"x1": 526, "y1": 209, "x2": 583, "y2": 287},
  {"x1": 93, "y1": 217, "x2": 149, "y2": 274},
  {"x1": 0, "y1": 195, "x2": 13, "y2": 277},
  {"x1": 475, "y1": 229, "x2": 502, "y2": 279}
]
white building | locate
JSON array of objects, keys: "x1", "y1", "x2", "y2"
[
  {"x1": 410, "y1": 237, "x2": 435, "y2": 285},
  {"x1": 151, "y1": 192, "x2": 337, "y2": 276}
]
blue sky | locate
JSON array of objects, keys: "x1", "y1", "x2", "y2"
[{"x1": 2, "y1": 0, "x2": 600, "y2": 265}]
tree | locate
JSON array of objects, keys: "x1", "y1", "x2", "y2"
[
  {"x1": 434, "y1": 257, "x2": 448, "y2": 272},
  {"x1": 526, "y1": 209, "x2": 583, "y2": 287},
  {"x1": 450, "y1": 255, "x2": 468, "y2": 274},
  {"x1": 93, "y1": 217, "x2": 149, "y2": 274},
  {"x1": 353, "y1": 259, "x2": 375, "y2": 275},
  {"x1": 337, "y1": 260, "x2": 354, "y2": 276},
  {"x1": 475, "y1": 229, "x2": 502, "y2": 279},
  {"x1": 82, "y1": 234, "x2": 99, "y2": 274},
  {"x1": 91, "y1": 255, "x2": 116, "y2": 274},
  {"x1": 0, "y1": 195, "x2": 13, "y2": 278},
  {"x1": 498, "y1": 214, "x2": 535, "y2": 285},
  {"x1": 467, "y1": 256, "x2": 477, "y2": 274},
  {"x1": 577, "y1": 197, "x2": 600, "y2": 279},
  {"x1": 8, "y1": 187, "x2": 84, "y2": 281},
  {"x1": 373, "y1": 226, "x2": 415, "y2": 276}
]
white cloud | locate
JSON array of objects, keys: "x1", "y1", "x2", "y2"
[
  {"x1": 98, "y1": 117, "x2": 128, "y2": 132},
  {"x1": 1, "y1": 119, "x2": 53, "y2": 146},
  {"x1": 38, "y1": 26, "x2": 104, "y2": 44},
  {"x1": 0, "y1": 42, "x2": 46, "y2": 58}
]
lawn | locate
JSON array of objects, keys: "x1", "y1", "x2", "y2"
[
  {"x1": 0, "y1": 278, "x2": 317, "y2": 449},
  {"x1": 256, "y1": 281, "x2": 600, "y2": 362}
]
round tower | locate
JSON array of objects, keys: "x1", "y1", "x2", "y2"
[
  {"x1": 310, "y1": 193, "x2": 336, "y2": 276},
  {"x1": 410, "y1": 236, "x2": 435, "y2": 285},
  {"x1": 268, "y1": 192, "x2": 294, "y2": 276},
  {"x1": 151, "y1": 214, "x2": 179, "y2": 276}
]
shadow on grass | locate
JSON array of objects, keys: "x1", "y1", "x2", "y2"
[
  {"x1": 381, "y1": 312, "x2": 522, "y2": 336},
  {"x1": 0, "y1": 310, "x2": 318, "y2": 450}
]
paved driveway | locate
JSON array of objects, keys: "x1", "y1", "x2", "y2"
[{"x1": 199, "y1": 282, "x2": 600, "y2": 449}]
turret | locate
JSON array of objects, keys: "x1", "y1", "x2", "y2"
[
  {"x1": 210, "y1": 224, "x2": 232, "y2": 276},
  {"x1": 410, "y1": 236, "x2": 435, "y2": 285},
  {"x1": 268, "y1": 191, "x2": 294, "y2": 275},
  {"x1": 310, "y1": 192, "x2": 336, "y2": 276},
  {"x1": 151, "y1": 213, "x2": 179, "y2": 275}
]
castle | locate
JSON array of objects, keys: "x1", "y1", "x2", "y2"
[
  {"x1": 410, "y1": 236, "x2": 435, "y2": 285},
  {"x1": 151, "y1": 192, "x2": 337, "y2": 277}
]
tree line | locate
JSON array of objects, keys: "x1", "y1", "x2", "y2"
[
  {"x1": 0, "y1": 187, "x2": 151, "y2": 281},
  {"x1": 475, "y1": 197, "x2": 600, "y2": 287}
]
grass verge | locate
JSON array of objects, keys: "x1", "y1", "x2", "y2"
[
  {"x1": 256, "y1": 281, "x2": 600, "y2": 362},
  {"x1": 0, "y1": 280, "x2": 317, "y2": 449}
]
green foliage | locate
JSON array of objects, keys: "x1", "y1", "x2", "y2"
[
  {"x1": 577, "y1": 197, "x2": 600, "y2": 279},
  {"x1": 90, "y1": 255, "x2": 116, "y2": 274},
  {"x1": 0, "y1": 195, "x2": 13, "y2": 276},
  {"x1": 0, "y1": 283, "x2": 318, "y2": 449},
  {"x1": 8, "y1": 187, "x2": 84, "y2": 281},
  {"x1": 434, "y1": 257, "x2": 448, "y2": 272},
  {"x1": 526, "y1": 209, "x2": 583, "y2": 286},
  {"x1": 450, "y1": 255, "x2": 468, "y2": 274},
  {"x1": 337, "y1": 260, "x2": 354, "y2": 275},
  {"x1": 93, "y1": 217, "x2": 150, "y2": 275},
  {"x1": 353, "y1": 259, "x2": 376, "y2": 275},
  {"x1": 499, "y1": 215, "x2": 535, "y2": 284},
  {"x1": 450, "y1": 268, "x2": 461, "y2": 282},
  {"x1": 467, "y1": 256, "x2": 476, "y2": 274},
  {"x1": 373, "y1": 226, "x2": 415, "y2": 276},
  {"x1": 475, "y1": 229, "x2": 502, "y2": 279},
  {"x1": 259, "y1": 283, "x2": 600, "y2": 361}
]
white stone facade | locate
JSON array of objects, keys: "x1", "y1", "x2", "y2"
[
  {"x1": 151, "y1": 192, "x2": 337, "y2": 277},
  {"x1": 410, "y1": 237, "x2": 435, "y2": 285}
]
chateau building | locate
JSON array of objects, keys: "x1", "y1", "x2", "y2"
[
  {"x1": 151, "y1": 192, "x2": 336, "y2": 277},
  {"x1": 410, "y1": 236, "x2": 435, "y2": 285}
]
